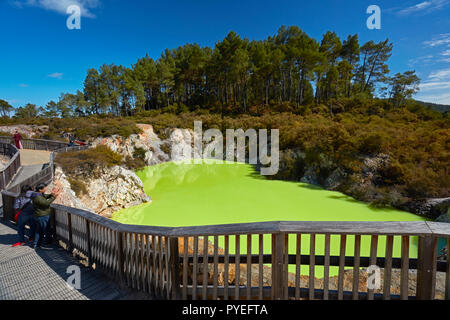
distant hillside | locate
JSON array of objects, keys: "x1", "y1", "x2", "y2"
[{"x1": 415, "y1": 100, "x2": 450, "y2": 113}]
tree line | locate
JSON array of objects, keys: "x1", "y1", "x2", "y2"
[{"x1": 10, "y1": 25, "x2": 420, "y2": 118}]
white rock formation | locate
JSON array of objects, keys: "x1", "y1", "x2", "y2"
[
  {"x1": 0, "y1": 125, "x2": 49, "y2": 137},
  {"x1": 50, "y1": 166, "x2": 151, "y2": 218},
  {"x1": 91, "y1": 123, "x2": 202, "y2": 165},
  {"x1": 48, "y1": 167, "x2": 92, "y2": 212}
]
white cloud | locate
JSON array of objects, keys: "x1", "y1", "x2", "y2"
[
  {"x1": 424, "y1": 33, "x2": 450, "y2": 47},
  {"x1": 18, "y1": 83, "x2": 29, "y2": 88},
  {"x1": 441, "y1": 49, "x2": 450, "y2": 56},
  {"x1": 48, "y1": 72, "x2": 63, "y2": 79},
  {"x1": 417, "y1": 92, "x2": 450, "y2": 104},
  {"x1": 428, "y1": 68, "x2": 450, "y2": 80},
  {"x1": 12, "y1": 0, "x2": 100, "y2": 18},
  {"x1": 420, "y1": 81, "x2": 450, "y2": 90},
  {"x1": 398, "y1": 0, "x2": 450, "y2": 15},
  {"x1": 418, "y1": 70, "x2": 450, "y2": 104},
  {"x1": 399, "y1": 1, "x2": 432, "y2": 14},
  {"x1": 408, "y1": 54, "x2": 434, "y2": 67}
]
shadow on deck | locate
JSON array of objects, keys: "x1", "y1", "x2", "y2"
[{"x1": 0, "y1": 219, "x2": 150, "y2": 300}]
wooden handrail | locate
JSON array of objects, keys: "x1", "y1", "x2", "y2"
[{"x1": 0, "y1": 143, "x2": 20, "y2": 190}]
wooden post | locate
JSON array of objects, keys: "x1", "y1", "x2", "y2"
[
  {"x1": 67, "y1": 213, "x2": 73, "y2": 252},
  {"x1": 1, "y1": 192, "x2": 8, "y2": 222},
  {"x1": 446, "y1": 238, "x2": 450, "y2": 301},
  {"x1": 271, "y1": 233, "x2": 286, "y2": 300},
  {"x1": 85, "y1": 219, "x2": 92, "y2": 267},
  {"x1": 117, "y1": 231, "x2": 125, "y2": 286},
  {"x1": 169, "y1": 237, "x2": 181, "y2": 300},
  {"x1": 49, "y1": 207, "x2": 57, "y2": 243},
  {"x1": 416, "y1": 236, "x2": 437, "y2": 300}
]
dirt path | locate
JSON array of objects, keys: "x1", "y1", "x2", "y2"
[{"x1": 19, "y1": 149, "x2": 51, "y2": 166}]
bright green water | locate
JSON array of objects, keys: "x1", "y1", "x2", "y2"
[{"x1": 112, "y1": 160, "x2": 427, "y2": 277}]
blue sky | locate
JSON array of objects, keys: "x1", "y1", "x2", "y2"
[{"x1": 1, "y1": 0, "x2": 449, "y2": 108}]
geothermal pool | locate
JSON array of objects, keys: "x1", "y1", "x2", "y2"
[{"x1": 112, "y1": 161, "x2": 427, "y2": 277}]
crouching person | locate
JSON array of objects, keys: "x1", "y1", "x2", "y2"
[
  {"x1": 32, "y1": 183, "x2": 61, "y2": 249},
  {"x1": 12, "y1": 185, "x2": 36, "y2": 247}
]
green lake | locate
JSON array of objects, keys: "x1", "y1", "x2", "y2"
[{"x1": 112, "y1": 160, "x2": 427, "y2": 277}]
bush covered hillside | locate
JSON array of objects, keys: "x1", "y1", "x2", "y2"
[{"x1": 10, "y1": 96, "x2": 446, "y2": 213}]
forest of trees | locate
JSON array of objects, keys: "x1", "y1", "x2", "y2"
[{"x1": 9, "y1": 26, "x2": 421, "y2": 119}]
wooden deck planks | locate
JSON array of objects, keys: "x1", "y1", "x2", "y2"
[{"x1": 0, "y1": 221, "x2": 148, "y2": 300}]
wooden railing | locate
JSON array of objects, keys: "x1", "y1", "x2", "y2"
[
  {"x1": 0, "y1": 142, "x2": 20, "y2": 190},
  {"x1": 1, "y1": 137, "x2": 449, "y2": 300},
  {"x1": 2, "y1": 198, "x2": 447, "y2": 300},
  {"x1": 0, "y1": 136, "x2": 69, "y2": 152}
]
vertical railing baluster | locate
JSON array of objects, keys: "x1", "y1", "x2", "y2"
[
  {"x1": 400, "y1": 236, "x2": 410, "y2": 300},
  {"x1": 284, "y1": 233, "x2": 289, "y2": 300},
  {"x1": 213, "y1": 235, "x2": 219, "y2": 300},
  {"x1": 67, "y1": 213, "x2": 73, "y2": 252},
  {"x1": 151, "y1": 235, "x2": 157, "y2": 296},
  {"x1": 182, "y1": 236, "x2": 188, "y2": 300},
  {"x1": 383, "y1": 235, "x2": 394, "y2": 300},
  {"x1": 416, "y1": 236, "x2": 437, "y2": 300},
  {"x1": 259, "y1": 234, "x2": 264, "y2": 300},
  {"x1": 353, "y1": 235, "x2": 361, "y2": 300},
  {"x1": 271, "y1": 233, "x2": 285, "y2": 300},
  {"x1": 169, "y1": 237, "x2": 180, "y2": 300},
  {"x1": 85, "y1": 219, "x2": 92, "y2": 267},
  {"x1": 338, "y1": 234, "x2": 347, "y2": 300},
  {"x1": 165, "y1": 236, "x2": 170, "y2": 299},
  {"x1": 445, "y1": 238, "x2": 450, "y2": 300},
  {"x1": 117, "y1": 231, "x2": 124, "y2": 286},
  {"x1": 368, "y1": 235, "x2": 378, "y2": 300},
  {"x1": 309, "y1": 234, "x2": 316, "y2": 300},
  {"x1": 192, "y1": 236, "x2": 198, "y2": 300},
  {"x1": 224, "y1": 235, "x2": 229, "y2": 300},
  {"x1": 295, "y1": 234, "x2": 301, "y2": 300},
  {"x1": 247, "y1": 234, "x2": 252, "y2": 300},
  {"x1": 324, "y1": 234, "x2": 331, "y2": 300},
  {"x1": 235, "y1": 235, "x2": 240, "y2": 300},
  {"x1": 202, "y1": 235, "x2": 208, "y2": 300}
]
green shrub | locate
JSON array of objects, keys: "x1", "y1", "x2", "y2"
[
  {"x1": 358, "y1": 133, "x2": 384, "y2": 155},
  {"x1": 124, "y1": 147, "x2": 148, "y2": 170},
  {"x1": 125, "y1": 155, "x2": 146, "y2": 171},
  {"x1": 55, "y1": 145, "x2": 123, "y2": 177},
  {"x1": 67, "y1": 177, "x2": 88, "y2": 196}
]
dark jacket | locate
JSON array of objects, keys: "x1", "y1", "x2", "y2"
[
  {"x1": 33, "y1": 193, "x2": 56, "y2": 217},
  {"x1": 14, "y1": 191, "x2": 36, "y2": 216}
]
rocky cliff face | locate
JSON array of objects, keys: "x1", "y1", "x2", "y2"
[
  {"x1": 276, "y1": 149, "x2": 449, "y2": 219},
  {"x1": 90, "y1": 123, "x2": 201, "y2": 166},
  {"x1": 0, "y1": 125, "x2": 49, "y2": 137},
  {"x1": 48, "y1": 167, "x2": 92, "y2": 211},
  {"x1": 50, "y1": 166, "x2": 151, "y2": 218},
  {"x1": 400, "y1": 197, "x2": 450, "y2": 219}
]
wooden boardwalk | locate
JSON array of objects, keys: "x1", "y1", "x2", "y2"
[
  {"x1": 0, "y1": 219, "x2": 148, "y2": 300},
  {"x1": 0, "y1": 150, "x2": 52, "y2": 207}
]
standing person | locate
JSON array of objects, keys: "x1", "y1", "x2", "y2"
[
  {"x1": 32, "y1": 183, "x2": 61, "y2": 249},
  {"x1": 11, "y1": 185, "x2": 36, "y2": 247},
  {"x1": 13, "y1": 129, "x2": 22, "y2": 149},
  {"x1": 68, "y1": 134, "x2": 75, "y2": 147}
]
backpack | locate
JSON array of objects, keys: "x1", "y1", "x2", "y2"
[{"x1": 13, "y1": 199, "x2": 33, "y2": 222}]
